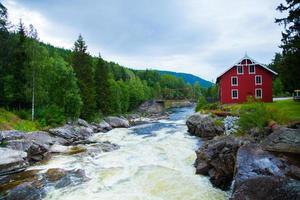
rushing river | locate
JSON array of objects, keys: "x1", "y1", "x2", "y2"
[{"x1": 29, "y1": 107, "x2": 228, "y2": 200}]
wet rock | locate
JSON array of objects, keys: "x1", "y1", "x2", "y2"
[
  {"x1": 194, "y1": 136, "x2": 250, "y2": 190},
  {"x1": 45, "y1": 168, "x2": 89, "y2": 189},
  {"x1": 0, "y1": 131, "x2": 52, "y2": 162},
  {"x1": 87, "y1": 141, "x2": 120, "y2": 155},
  {"x1": 104, "y1": 117, "x2": 129, "y2": 128},
  {"x1": 233, "y1": 143, "x2": 287, "y2": 189},
  {"x1": 94, "y1": 141, "x2": 119, "y2": 152},
  {"x1": 262, "y1": 127, "x2": 300, "y2": 154},
  {"x1": 0, "y1": 168, "x2": 89, "y2": 200},
  {"x1": 0, "y1": 148, "x2": 28, "y2": 176},
  {"x1": 6, "y1": 139, "x2": 49, "y2": 162},
  {"x1": 231, "y1": 176, "x2": 300, "y2": 200},
  {"x1": 186, "y1": 114, "x2": 225, "y2": 139},
  {"x1": 49, "y1": 125, "x2": 94, "y2": 145},
  {"x1": 49, "y1": 144, "x2": 86, "y2": 155},
  {"x1": 138, "y1": 100, "x2": 165, "y2": 114}
]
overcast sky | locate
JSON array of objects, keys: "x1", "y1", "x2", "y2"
[{"x1": 3, "y1": 0, "x2": 284, "y2": 82}]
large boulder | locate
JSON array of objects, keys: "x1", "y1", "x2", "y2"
[
  {"x1": 0, "y1": 130, "x2": 26, "y2": 142},
  {"x1": 186, "y1": 114, "x2": 225, "y2": 139},
  {"x1": 232, "y1": 142, "x2": 300, "y2": 199},
  {"x1": 262, "y1": 127, "x2": 300, "y2": 154},
  {"x1": 231, "y1": 176, "x2": 300, "y2": 200},
  {"x1": 0, "y1": 148, "x2": 28, "y2": 176},
  {"x1": 98, "y1": 120, "x2": 113, "y2": 132},
  {"x1": 233, "y1": 143, "x2": 287, "y2": 188},
  {"x1": 104, "y1": 117, "x2": 129, "y2": 128},
  {"x1": 194, "y1": 136, "x2": 249, "y2": 190},
  {"x1": 0, "y1": 131, "x2": 55, "y2": 162},
  {"x1": 138, "y1": 100, "x2": 165, "y2": 114},
  {"x1": 49, "y1": 125, "x2": 94, "y2": 145},
  {"x1": 5, "y1": 140, "x2": 49, "y2": 162},
  {"x1": 24, "y1": 131, "x2": 56, "y2": 147}
]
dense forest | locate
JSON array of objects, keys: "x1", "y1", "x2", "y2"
[{"x1": 0, "y1": 3, "x2": 215, "y2": 125}]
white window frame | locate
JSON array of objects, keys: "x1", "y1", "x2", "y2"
[
  {"x1": 231, "y1": 76, "x2": 238, "y2": 86},
  {"x1": 255, "y1": 88, "x2": 262, "y2": 99},
  {"x1": 231, "y1": 89, "x2": 238, "y2": 99},
  {"x1": 255, "y1": 75, "x2": 262, "y2": 85},
  {"x1": 249, "y1": 65, "x2": 255, "y2": 74},
  {"x1": 237, "y1": 65, "x2": 243, "y2": 75}
]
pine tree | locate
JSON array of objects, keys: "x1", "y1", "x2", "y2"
[
  {"x1": 12, "y1": 19, "x2": 28, "y2": 109},
  {"x1": 275, "y1": 0, "x2": 300, "y2": 92},
  {"x1": 72, "y1": 35, "x2": 96, "y2": 120},
  {"x1": 0, "y1": 3, "x2": 8, "y2": 106},
  {"x1": 94, "y1": 55, "x2": 110, "y2": 115}
]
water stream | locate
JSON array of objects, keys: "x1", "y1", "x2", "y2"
[{"x1": 29, "y1": 107, "x2": 228, "y2": 200}]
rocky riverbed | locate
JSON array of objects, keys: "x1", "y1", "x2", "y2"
[
  {"x1": 186, "y1": 113, "x2": 300, "y2": 199},
  {"x1": 1, "y1": 104, "x2": 227, "y2": 200}
]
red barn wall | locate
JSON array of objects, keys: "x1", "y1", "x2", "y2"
[{"x1": 219, "y1": 63, "x2": 273, "y2": 104}]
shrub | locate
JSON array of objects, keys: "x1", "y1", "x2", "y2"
[
  {"x1": 238, "y1": 102, "x2": 283, "y2": 131},
  {"x1": 203, "y1": 102, "x2": 220, "y2": 110},
  {"x1": 37, "y1": 105, "x2": 65, "y2": 127},
  {"x1": 195, "y1": 96, "x2": 207, "y2": 111}
]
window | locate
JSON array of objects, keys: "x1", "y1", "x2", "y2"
[
  {"x1": 231, "y1": 76, "x2": 238, "y2": 86},
  {"x1": 249, "y1": 65, "x2": 255, "y2": 74},
  {"x1": 255, "y1": 88, "x2": 262, "y2": 99},
  {"x1": 232, "y1": 89, "x2": 238, "y2": 99},
  {"x1": 237, "y1": 66, "x2": 243, "y2": 74},
  {"x1": 255, "y1": 75, "x2": 262, "y2": 85}
]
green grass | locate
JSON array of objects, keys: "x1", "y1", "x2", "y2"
[
  {"x1": 0, "y1": 108, "x2": 40, "y2": 132},
  {"x1": 225, "y1": 100, "x2": 300, "y2": 124}
]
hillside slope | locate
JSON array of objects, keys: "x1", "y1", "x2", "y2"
[{"x1": 158, "y1": 70, "x2": 213, "y2": 88}]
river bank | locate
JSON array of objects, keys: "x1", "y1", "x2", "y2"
[{"x1": 186, "y1": 112, "x2": 300, "y2": 199}]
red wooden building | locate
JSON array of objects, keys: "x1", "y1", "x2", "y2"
[{"x1": 216, "y1": 54, "x2": 277, "y2": 104}]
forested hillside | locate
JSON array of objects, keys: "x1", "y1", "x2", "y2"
[
  {"x1": 158, "y1": 71, "x2": 213, "y2": 88},
  {"x1": 0, "y1": 3, "x2": 211, "y2": 125}
]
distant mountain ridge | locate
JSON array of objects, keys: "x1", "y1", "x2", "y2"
[{"x1": 158, "y1": 70, "x2": 213, "y2": 88}]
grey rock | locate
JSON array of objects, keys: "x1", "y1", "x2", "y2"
[
  {"x1": 6, "y1": 139, "x2": 49, "y2": 162},
  {"x1": 25, "y1": 131, "x2": 55, "y2": 147},
  {"x1": 186, "y1": 114, "x2": 225, "y2": 139},
  {"x1": 233, "y1": 143, "x2": 287, "y2": 189},
  {"x1": 0, "y1": 168, "x2": 89, "y2": 200},
  {"x1": 104, "y1": 117, "x2": 129, "y2": 128},
  {"x1": 77, "y1": 118, "x2": 90, "y2": 128},
  {"x1": 0, "y1": 130, "x2": 26, "y2": 142},
  {"x1": 0, "y1": 148, "x2": 28, "y2": 176},
  {"x1": 49, "y1": 125, "x2": 94, "y2": 145},
  {"x1": 262, "y1": 127, "x2": 300, "y2": 154},
  {"x1": 194, "y1": 136, "x2": 250, "y2": 190},
  {"x1": 231, "y1": 176, "x2": 300, "y2": 200},
  {"x1": 98, "y1": 120, "x2": 113, "y2": 131}
]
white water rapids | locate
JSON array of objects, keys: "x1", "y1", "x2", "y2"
[{"x1": 29, "y1": 107, "x2": 228, "y2": 200}]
